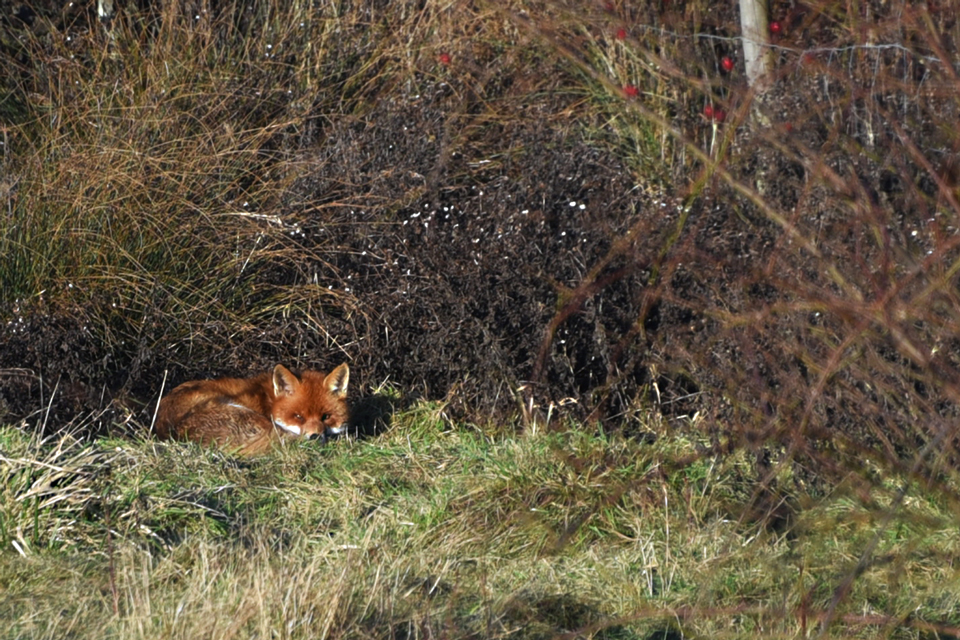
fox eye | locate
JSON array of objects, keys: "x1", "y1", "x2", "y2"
[
  {"x1": 293, "y1": 413, "x2": 304, "y2": 422},
  {"x1": 321, "y1": 413, "x2": 330, "y2": 422}
]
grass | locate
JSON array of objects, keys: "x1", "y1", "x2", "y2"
[
  {"x1": 2, "y1": 407, "x2": 960, "y2": 639},
  {"x1": 0, "y1": 0, "x2": 457, "y2": 369}
]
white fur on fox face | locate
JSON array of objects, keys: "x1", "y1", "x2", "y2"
[{"x1": 273, "y1": 419, "x2": 302, "y2": 436}]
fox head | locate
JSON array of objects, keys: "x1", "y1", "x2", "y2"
[{"x1": 269, "y1": 363, "x2": 350, "y2": 442}]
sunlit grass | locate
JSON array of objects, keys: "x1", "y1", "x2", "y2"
[{"x1": 2, "y1": 408, "x2": 960, "y2": 639}]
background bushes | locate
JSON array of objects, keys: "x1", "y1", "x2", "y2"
[{"x1": 2, "y1": 0, "x2": 960, "y2": 493}]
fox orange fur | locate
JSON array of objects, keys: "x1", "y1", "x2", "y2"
[{"x1": 155, "y1": 363, "x2": 350, "y2": 455}]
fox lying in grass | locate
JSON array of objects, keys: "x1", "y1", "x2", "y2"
[{"x1": 155, "y1": 363, "x2": 350, "y2": 455}]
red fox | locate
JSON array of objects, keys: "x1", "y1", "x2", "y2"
[{"x1": 155, "y1": 363, "x2": 350, "y2": 455}]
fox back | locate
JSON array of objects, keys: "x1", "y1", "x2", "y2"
[{"x1": 155, "y1": 363, "x2": 350, "y2": 455}]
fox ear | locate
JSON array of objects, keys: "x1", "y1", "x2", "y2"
[
  {"x1": 324, "y1": 363, "x2": 350, "y2": 398},
  {"x1": 273, "y1": 365, "x2": 300, "y2": 397}
]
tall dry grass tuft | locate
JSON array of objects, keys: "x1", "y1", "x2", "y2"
[
  {"x1": 0, "y1": 421, "x2": 117, "y2": 555},
  {"x1": 0, "y1": 0, "x2": 463, "y2": 423},
  {"x1": 2, "y1": 1, "x2": 372, "y2": 326}
]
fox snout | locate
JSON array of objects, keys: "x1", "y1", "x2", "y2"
[
  {"x1": 303, "y1": 423, "x2": 349, "y2": 444},
  {"x1": 274, "y1": 419, "x2": 348, "y2": 442}
]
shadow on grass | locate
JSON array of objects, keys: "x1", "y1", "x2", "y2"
[{"x1": 344, "y1": 392, "x2": 398, "y2": 440}]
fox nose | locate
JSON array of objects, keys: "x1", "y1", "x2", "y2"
[
  {"x1": 299, "y1": 425, "x2": 348, "y2": 444},
  {"x1": 322, "y1": 424, "x2": 348, "y2": 443}
]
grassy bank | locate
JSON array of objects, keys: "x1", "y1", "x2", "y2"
[{"x1": 2, "y1": 408, "x2": 959, "y2": 639}]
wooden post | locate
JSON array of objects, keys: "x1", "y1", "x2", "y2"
[{"x1": 739, "y1": 0, "x2": 773, "y2": 90}]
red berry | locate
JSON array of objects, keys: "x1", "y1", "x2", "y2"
[
  {"x1": 714, "y1": 109, "x2": 726, "y2": 122},
  {"x1": 604, "y1": 2, "x2": 615, "y2": 11},
  {"x1": 438, "y1": 52, "x2": 451, "y2": 65},
  {"x1": 784, "y1": 122, "x2": 794, "y2": 132},
  {"x1": 623, "y1": 84, "x2": 639, "y2": 98},
  {"x1": 616, "y1": 27, "x2": 627, "y2": 40},
  {"x1": 721, "y1": 56, "x2": 734, "y2": 72},
  {"x1": 703, "y1": 104, "x2": 714, "y2": 118},
  {"x1": 769, "y1": 21, "x2": 782, "y2": 35}
]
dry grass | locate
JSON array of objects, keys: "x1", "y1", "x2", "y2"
[
  {"x1": 2, "y1": 408, "x2": 960, "y2": 639},
  {"x1": 1, "y1": 1, "x2": 387, "y2": 356}
]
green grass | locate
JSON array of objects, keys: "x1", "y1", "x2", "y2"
[{"x1": 2, "y1": 408, "x2": 959, "y2": 639}]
